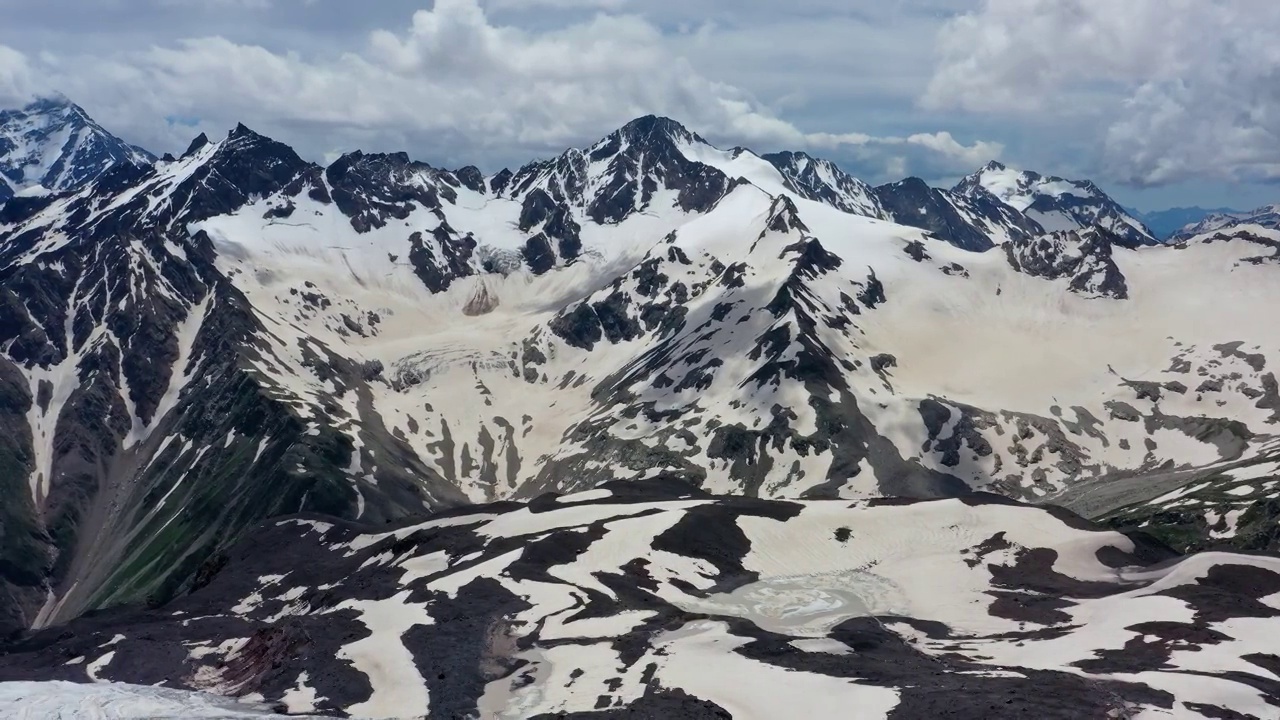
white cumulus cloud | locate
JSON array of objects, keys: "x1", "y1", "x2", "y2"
[
  {"x1": 7, "y1": 0, "x2": 997, "y2": 177},
  {"x1": 0, "y1": 45, "x2": 34, "y2": 106},
  {"x1": 922, "y1": 0, "x2": 1280, "y2": 185}
]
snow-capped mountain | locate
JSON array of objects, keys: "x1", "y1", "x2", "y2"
[
  {"x1": 1172, "y1": 204, "x2": 1280, "y2": 242},
  {"x1": 1127, "y1": 205, "x2": 1243, "y2": 241},
  {"x1": 873, "y1": 175, "x2": 1043, "y2": 251},
  {"x1": 1, "y1": 101, "x2": 1279, "y2": 699},
  {"x1": 3, "y1": 485, "x2": 1279, "y2": 719},
  {"x1": 955, "y1": 161, "x2": 1156, "y2": 247},
  {"x1": 0, "y1": 96, "x2": 153, "y2": 203}
]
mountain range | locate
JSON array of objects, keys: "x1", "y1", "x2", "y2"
[
  {"x1": 1126, "y1": 206, "x2": 1244, "y2": 240},
  {"x1": 0, "y1": 97, "x2": 1278, "y2": 719}
]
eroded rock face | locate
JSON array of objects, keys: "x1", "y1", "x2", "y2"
[
  {"x1": 2, "y1": 487, "x2": 1274, "y2": 720},
  {"x1": 0, "y1": 124, "x2": 475, "y2": 633},
  {"x1": 326, "y1": 151, "x2": 450, "y2": 233},
  {"x1": 762, "y1": 150, "x2": 887, "y2": 219},
  {"x1": 462, "y1": 281, "x2": 500, "y2": 317},
  {"x1": 875, "y1": 178, "x2": 996, "y2": 252},
  {"x1": 1004, "y1": 227, "x2": 1130, "y2": 299}
]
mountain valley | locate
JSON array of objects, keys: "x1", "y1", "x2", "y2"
[{"x1": 0, "y1": 98, "x2": 1278, "y2": 718}]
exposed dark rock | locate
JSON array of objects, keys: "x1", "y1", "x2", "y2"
[
  {"x1": 1004, "y1": 228, "x2": 1129, "y2": 299},
  {"x1": 453, "y1": 165, "x2": 486, "y2": 194},
  {"x1": 903, "y1": 240, "x2": 930, "y2": 262},
  {"x1": 325, "y1": 151, "x2": 451, "y2": 233},
  {"x1": 183, "y1": 133, "x2": 210, "y2": 158},
  {"x1": 874, "y1": 177, "x2": 1041, "y2": 252},
  {"x1": 409, "y1": 227, "x2": 478, "y2": 293},
  {"x1": 761, "y1": 151, "x2": 886, "y2": 218},
  {"x1": 502, "y1": 116, "x2": 734, "y2": 227}
]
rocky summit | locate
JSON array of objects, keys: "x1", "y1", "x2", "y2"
[{"x1": 0, "y1": 99, "x2": 1278, "y2": 719}]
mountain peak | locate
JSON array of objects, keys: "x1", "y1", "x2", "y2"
[
  {"x1": 228, "y1": 122, "x2": 263, "y2": 141},
  {"x1": 0, "y1": 95, "x2": 92, "y2": 131},
  {"x1": 954, "y1": 162, "x2": 1155, "y2": 245},
  {"x1": 0, "y1": 94, "x2": 154, "y2": 199},
  {"x1": 617, "y1": 115, "x2": 702, "y2": 147},
  {"x1": 882, "y1": 176, "x2": 932, "y2": 193},
  {"x1": 767, "y1": 149, "x2": 815, "y2": 162},
  {"x1": 217, "y1": 124, "x2": 302, "y2": 163},
  {"x1": 183, "y1": 133, "x2": 210, "y2": 158},
  {"x1": 764, "y1": 193, "x2": 808, "y2": 235},
  {"x1": 20, "y1": 94, "x2": 78, "y2": 116},
  {"x1": 761, "y1": 150, "x2": 887, "y2": 220}
]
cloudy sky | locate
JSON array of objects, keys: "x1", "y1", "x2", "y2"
[{"x1": 1, "y1": 0, "x2": 1276, "y2": 210}]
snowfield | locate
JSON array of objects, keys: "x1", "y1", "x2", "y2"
[
  {"x1": 0, "y1": 681, "x2": 327, "y2": 719},
  {"x1": 2, "y1": 487, "x2": 1278, "y2": 719}
]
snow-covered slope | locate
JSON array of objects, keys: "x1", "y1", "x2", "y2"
[
  {"x1": 955, "y1": 162, "x2": 1156, "y2": 247},
  {"x1": 1, "y1": 110, "x2": 1279, "y2": 644},
  {"x1": 4, "y1": 486, "x2": 1278, "y2": 720},
  {"x1": 0, "y1": 97, "x2": 153, "y2": 203},
  {"x1": 0, "y1": 682, "x2": 319, "y2": 719}
]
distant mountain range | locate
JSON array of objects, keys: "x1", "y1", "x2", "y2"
[
  {"x1": 1125, "y1": 206, "x2": 1240, "y2": 240},
  {"x1": 1, "y1": 96, "x2": 1278, "y2": 720},
  {"x1": 1166, "y1": 205, "x2": 1280, "y2": 241}
]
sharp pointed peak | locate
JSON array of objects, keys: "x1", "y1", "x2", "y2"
[
  {"x1": 219, "y1": 123, "x2": 298, "y2": 157},
  {"x1": 223, "y1": 123, "x2": 297, "y2": 152},
  {"x1": 228, "y1": 122, "x2": 262, "y2": 140},
  {"x1": 191, "y1": 123, "x2": 309, "y2": 177},
  {"x1": 764, "y1": 193, "x2": 808, "y2": 234},
  {"x1": 183, "y1": 133, "x2": 211, "y2": 158}
]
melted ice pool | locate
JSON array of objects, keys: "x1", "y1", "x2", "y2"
[{"x1": 672, "y1": 571, "x2": 907, "y2": 637}]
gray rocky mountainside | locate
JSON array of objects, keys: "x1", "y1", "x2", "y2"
[{"x1": 0, "y1": 101, "x2": 1277, "y2": 711}]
